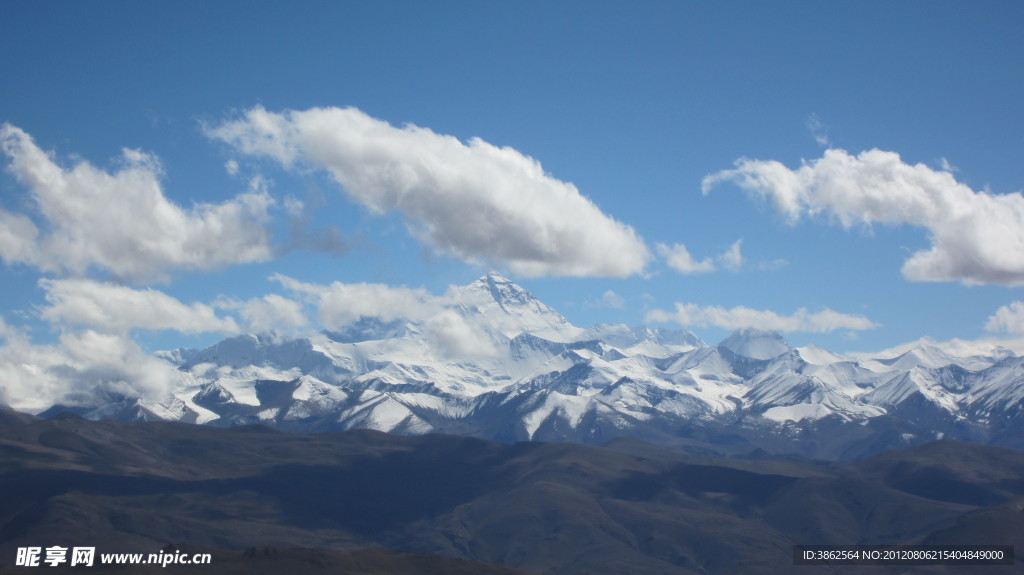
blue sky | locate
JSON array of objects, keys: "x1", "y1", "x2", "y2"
[{"x1": 1, "y1": 0, "x2": 1023, "y2": 383}]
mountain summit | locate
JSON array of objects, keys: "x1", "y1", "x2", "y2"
[
  {"x1": 468, "y1": 271, "x2": 538, "y2": 310},
  {"x1": 455, "y1": 271, "x2": 580, "y2": 340}
]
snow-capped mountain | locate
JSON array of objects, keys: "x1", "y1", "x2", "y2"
[{"x1": 43, "y1": 272, "x2": 1024, "y2": 459}]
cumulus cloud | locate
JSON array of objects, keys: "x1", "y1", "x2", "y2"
[
  {"x1": 646, "y1": 302, "x2": 879, "y2": 333},
  {"x1": 985, "y1": 301, "x2": 1024, "y2": 335},
  {"x1": 703, "y1": 148, "x2": 1024, "y2": 285},
  {"x1": 0, "y1": 123, "x2": 274, "y2": 282},
  {"x1": 658, "y1": 239, "x2": 743, "y2": 274},
  {"x1": 40, "y1": 278, "x2": 240, "y2": 334},
  {"x1": 208, "y1": 106, "x2": 651, "y2": 277}
]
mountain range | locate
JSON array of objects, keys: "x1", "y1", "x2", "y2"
[{"x1": 39, "y1": 272, "x2": 1024, "y2": 460}]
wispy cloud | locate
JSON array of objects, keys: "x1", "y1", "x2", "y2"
[
  {"x1": 601, "y1": 290, "x2": 626, "y2": 309},
  {"x1": 275, "y1": 194, "x2": 351, "y2": 258},
  {"x1": 703, "y1": 148, "x2": 1024, "y2": 285},
  {"x1": 985, "y1": 301, "x2": 1024, "y2": 335},
  {"x1": 0, "y1": 124, "x2": 274, "y2": 283},
  {"x1": 657, "y1": 243, "x2": 715, "y2": 274},
  {"x1": 658, "y1": 239, "x2": 743, "y2": 274},
  {"x1": 584, "y1": 289, "x2": 626, "y2": 310},
  {"x1": 208, "y1": 106, "x2": 652, "y2": 278},
  {"x1": 719, "y1": 239, "x2": 744, "y2": 271},
  {"x1": 646, "y1": 302, "x2": 879, "y2": 333},
  {"x1": 806, "y1": 113, "x2": 830, "y2": 147}
]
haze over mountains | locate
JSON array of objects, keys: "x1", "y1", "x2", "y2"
[{"x1": 38, "y1": 272, "x2": 1024, "y2": 460}]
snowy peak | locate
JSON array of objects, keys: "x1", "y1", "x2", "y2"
[
  {"x1": 853, "y1": 339, "x2": 1016, "y2": 373},
  {"x1": 718, "y1": 329, "x2": 791, "y2": 360},
  {"x1": 468, "y1": 271, "x2": 538, "y2": 310},
  {"x1": 877, "y1": 345, "x2": 960, "y2": 371},
  {"x1": 456, "y1": 272, "x2": 581, "y2": 340},
  {"x1": 796, "y1": 345, "x2": 849, "y2": 365}
]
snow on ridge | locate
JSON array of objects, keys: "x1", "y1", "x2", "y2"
[
  {"x1": 762, "y1": 403, "x2": 833, "y2": 422},
  {"x1": 797, "y1": 345, "x2": 849, "y2": 365}
]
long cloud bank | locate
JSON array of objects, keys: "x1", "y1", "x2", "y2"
[
  {"x1": 646, "y1": 302, "x2": 879, "y2": 334},
  {"x1": 703, "y1": 148, "x2": 1024, "y2": 285},
  {"x1": 208, "y1": 106, "x2": 651, "y2": 278},
  {"x1": 40, "y1": 278, "x2": 240, "y2": 334}
]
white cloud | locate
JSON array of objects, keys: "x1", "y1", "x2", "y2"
[
  {"x1": 719, "y1": 239, "x2": 743, "y2": 271},
  {"x1": 218, "y1": 293, "x2": 309, "y2": 335},
  {"x1": 646, "y1": 302, "x2": 879, "y2": 333},
  {"x1": 757, "y1": 258, "x2": 789, "y2": 272},
  {"x1": 658, "y1": 239, "x2": 743, "y2": 274},
  {"x1": 850, "y1": 335, "x2": 1024, "y2": 360},
  {"x1": 657, "y1": 243, "x2": 715, "y2": 274},
  {"x1": 703, "y1": 148, "x2": 1024, "y2": 285},
  {"x1": 585, "y1": 289, "x2": 627, "y2": 310},
  {"x1": 0, "y1": 316, "x2": 12, "y2": 342},
  {"x1": 283, "y1": 195, "x2": 305, "y2": 217},
  {"x1": 273, "y1": 274, "x2": 504, "y2": 357},
  {"x1": 422, "y1": 309, "x2": 501, "y2": 358},
  {"x1": 3, "y1": 278, "x2": 309, "y2": 410},
  {"x1": 40, "y1": 278, "x2": 240, "y2": 334},
  {"x1": 601, "y1": 290, "x2": 626, "y2": 309},
  {"x1": 208, "y1": 106, "x2": 651, "y2": 278},
  {"x1": 0, "y1": 320, "x2": 184, "y2": 411},
  {"x1": 272, "y1": 273, "x2": 441, "y2": 329},
  {"x1": 806, "y1": 113, "x2": 830, "y2": 147},
  {"x1": 0, "y1": 123, "x2": 274, "y2": 282},
  {"x1": 985, "y1": 301, "x2": 1024, "y2": 335}
]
